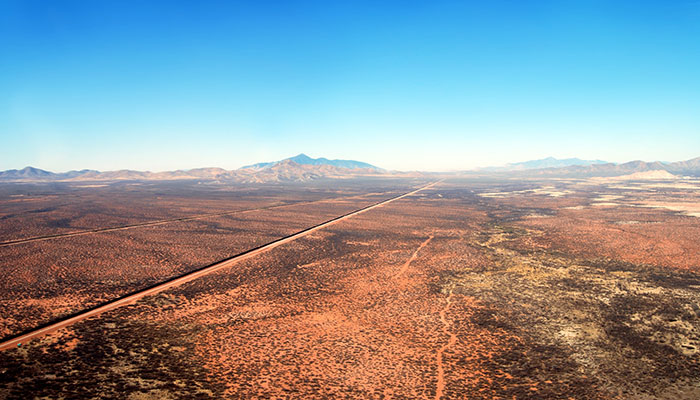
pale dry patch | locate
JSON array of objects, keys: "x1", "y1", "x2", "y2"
[
  {"x1": 478, "y1": 187, "x2": 572, "y2": 198},
  {"x1": 530, "y1": 186, "x2": 573, "y2": 197},
  {"x1": 589, "y1": 170, "x2": 679, "y2": 182},
  {"x1": 641, "y1": 182, "x2": 700, "y2": 190},
  {"x1": 635, "y1": 201, "x2": 700, "y2": 218},
  {"x1": 477, "y1": 192, "x2": 510, "y2": 198},
  {"x1": 608, "y1": 185, "x2": 650, "y2": 191},
  {"x1": 593, "y1": 194, "x2": 623, "y2": 202}
]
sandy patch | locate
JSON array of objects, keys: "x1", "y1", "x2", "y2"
[
  {"x1": 530, "y1": 186, "x2": 573, "y2": 197},
  {"x1": 640, "y1": 182, "x2": 700, "y2": 190},
  {"x1": 590, "y1": 170, "x2": 679, "y2": 182},
  {"x1": 477, "y1": 192, "x2": 510, "y2": 198},
  {"x1": 636, "y1": 202, "x2": 700, "y2": 218},
  {"x1": 593, "y1": 194, "x2": 623, "y2": 202},
  {"x1": 477, "y1": 187, "x2": 571, "y2": 198}
]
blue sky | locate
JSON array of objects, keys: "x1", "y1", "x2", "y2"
[{"x1": 1, "y1": 0, "x2": 699, "y2": 171}]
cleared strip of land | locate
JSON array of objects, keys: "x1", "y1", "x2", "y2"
[{"x1": 0, "y1": 182, "x2": 438, "y2": 350}]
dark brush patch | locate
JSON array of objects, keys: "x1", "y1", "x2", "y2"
[{"x1": 0, "y1": 317, "x2": 225, "y2": 398}]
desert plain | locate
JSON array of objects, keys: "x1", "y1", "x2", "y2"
[{"x1": 1, "y1": 175, "x2": 699, "y2": 399}]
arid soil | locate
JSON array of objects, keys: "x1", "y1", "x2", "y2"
[
  {"x1": 0, "y1": 180, "x2": 413, "y2": 243},
  {"x1": 0, "y1": 179, "x2": 422, "y2": 338},
  {"x1": 1, "y1": 177, "x2": 699, "y2": 399}
]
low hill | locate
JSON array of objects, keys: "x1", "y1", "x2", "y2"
[
  {"x1": 0, "y1": 166, "x2": 56, "y2": 180},
  {"x1": 590, "y1": 170, "x2": 680, "y2": 181}
]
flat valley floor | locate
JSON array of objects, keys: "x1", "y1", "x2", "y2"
[{"x1": 1, "y1": 177, "x2": 699, "y2": 399}]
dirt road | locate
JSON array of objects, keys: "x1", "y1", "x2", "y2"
[
  {"x1": 0, "y1": 191, "x2": 399, "y2": 248},
  {"x1": 435, "y1": 289, "x2": 457, "y2": 400},
  {"x1": 0, "y1": 182, "x2": 438, "y2": 351}
]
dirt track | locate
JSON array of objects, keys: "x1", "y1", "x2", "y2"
[
  {"x1": 0, "y1": 191, "x2": 396, "y2": 248},
  {"x1": 0, "y1": 204, "x2": 286, "y2": 247},
  {"x1": 395, "y1": 235, "x2": 433, "y2": 278},
  {"x1": 0, "y1": 182, "x2": 438, "y2": 351},
  {"x1": 435, "y1": 289, "x2": 457, "y2": 400},
  {"x1": 3, "y1": 178, "x2": 699, "y2": 398}
]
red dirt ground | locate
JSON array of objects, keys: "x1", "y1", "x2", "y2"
[{"x1": 1, "y1": 178, "x2": 698, "y2": 399}]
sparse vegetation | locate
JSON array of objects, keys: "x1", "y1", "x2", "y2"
[{"x1": 1, "y1": 177, "x2": 699, "y2": 398}]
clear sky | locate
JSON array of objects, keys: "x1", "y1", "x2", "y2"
[{"x1": 1, "y1": 0, "x2": 699, "y2": 172}]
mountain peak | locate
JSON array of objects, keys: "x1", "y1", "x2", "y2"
[
  {"x1": 12, "y1": 166, "x2": 55, "y2": 177},
  {"x1": 289, "y1": 154, "x2": 314, "y2": 163},
  {"x1": 241, "y1": 154, "x2": 382, "y2": 171}
]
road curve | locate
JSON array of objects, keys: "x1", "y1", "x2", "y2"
[{"x1": 0, "y1": 181, "x2": 439, "y2": 351}]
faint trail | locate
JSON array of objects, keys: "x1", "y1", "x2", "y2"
[
  {"x1": 435, "y1": 289, "x2": 457, "y2": 400},
  {"x1": 0, "y1": 181, "x2": 439, "y2": 351},
  {"x1": 0, "y1": 205, "x2": 286, "y2": 247},
  {"x1": 0, "y1": 191, "x2": 401, "y2": 248},
  {"x1": 395, "y1": 235, "x2": 433, "y2": 278}
]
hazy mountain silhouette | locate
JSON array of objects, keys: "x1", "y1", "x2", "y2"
[
  {"x1": 0, "y1": 155, "x2": 383, "y2": 183},
  {"x1": 513, "y1": 157, "x2": 700, "y2": 177},
  {"x1": 2, "y1": 155, "x2": 700, "y2": 182},
  {"x1": 483, "y1": 157, "x2": 608, "y2": 171},
  {"x1": 0, "y1": 167, "x2": 100, "y2": 180},
  {"x1": 242, "y1": 153, "x2": 382, "y2": 171}
]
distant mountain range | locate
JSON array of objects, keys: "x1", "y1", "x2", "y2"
[
  {"x1": 242, "y1": 154, "x2": 382, "y2": 171},
  {"x1": 516, "y1": 157, "x2": 700, "y2": 177},
  {"x1": 2, "y1": 155, "x2": 700, "y2": 183},
  {"x1": 0, "y1": 154, "x2": 384, "y2": 183},
  {"x1": 477, "y1": 156, "x2": 700, "y2": 177},
  {"x1": 483, "y1": 157, "x2": 608, "y2": 171}
]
